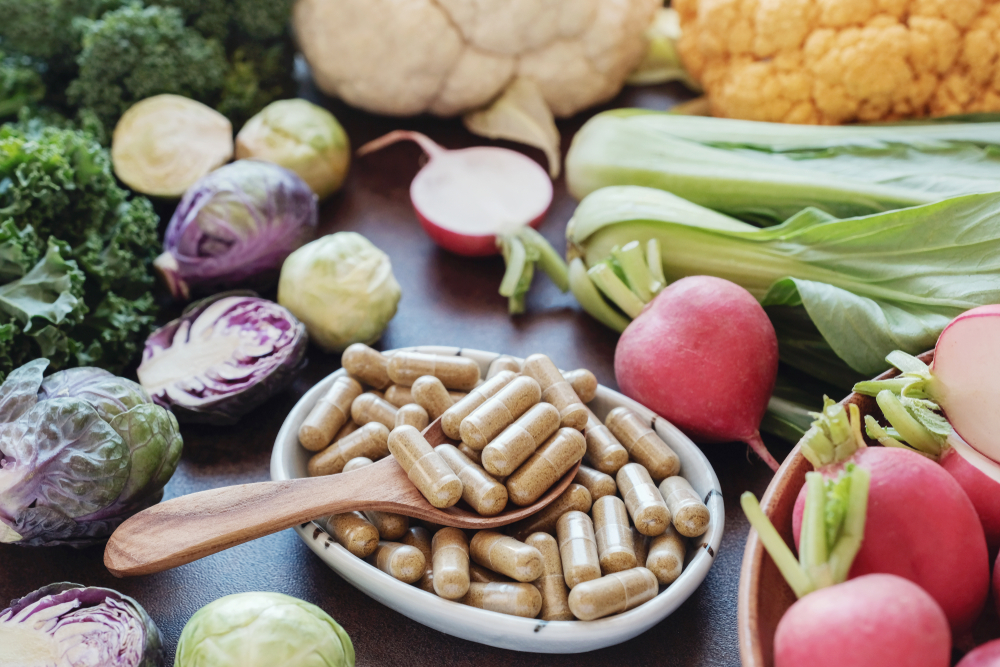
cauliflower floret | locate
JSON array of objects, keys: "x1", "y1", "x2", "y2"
[
  {"x1": 675, "y1": 0, "x2": 1000, "y2": 123},
  {"x1": 294, "y1": 0, "x2": 659, "y2": 118}
]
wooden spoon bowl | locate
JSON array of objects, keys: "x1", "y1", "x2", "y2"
[{"x1": 105, "y1": 416, "x2": 580, "y2": 577}]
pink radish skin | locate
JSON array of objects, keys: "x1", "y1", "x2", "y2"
[
  {"x1": 774, "y1": 574, "x2": 951, "y2": 667},
  {"x1": 995, "y1": 551, "x2": 999, "y2": 619},
  {"x1": 958, "y1": 640, "x2": 1000, "y2": 667},
  {"x1": 792, "y1": 447, "x2": 989, "y2": 633},
  {"x1": 614, "y1": 276, "x2": 780, "y2": 470},
  {"x1": 940, "y1": 439, "x2": 1000, "y2": 560},
  {"x1": 357, "y1": 131, "x2": 552, "y2": 257}
]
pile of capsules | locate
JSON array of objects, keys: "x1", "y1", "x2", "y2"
[{"x1": 297, "y1": 344, "x2": 712, "y2": 622}]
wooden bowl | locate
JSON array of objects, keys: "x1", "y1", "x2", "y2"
[{"x1": 737, "y1": 352, "x2": 933, "y2": 667}]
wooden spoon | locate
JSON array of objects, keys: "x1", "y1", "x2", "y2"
[{"x1": 104, "y1": 419, "x2": 581, "y2": 577}]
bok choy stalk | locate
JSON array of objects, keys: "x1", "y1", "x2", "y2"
[
  {"x1": 567, "y1": 186, "x2": 1000, "y2": 388},
  {"x1": 565, "y1": 110, "x2": 1000, "y2": 226}
]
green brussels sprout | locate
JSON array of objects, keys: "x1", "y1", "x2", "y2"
[
  {"x1": 278, "y1": 232, "x2": 400, "y2": 352},
  {"x1": 174, "y1": 592, "x2": 354, "y2": 667},
  {"x1": 235, "y1": 99, "x2": 350, "y2": 200}
]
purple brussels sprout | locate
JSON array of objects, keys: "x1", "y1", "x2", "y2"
[
  {"x1": 0, "y1": 583, "x2": 164, "y2": 667},
  {"x1": 0, "y1": 360, "x2": 183, "y2": 547},
  {"x1": 154, "y1": 160, "x2": 318, "y2": 300},
  {"x1": 137, "y1": 291, "x2": 307, "y2": 425}
]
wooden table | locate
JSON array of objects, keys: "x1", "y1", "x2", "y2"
[{"x1": 0, "y1": 82, "x2": 790, "y2": 666}]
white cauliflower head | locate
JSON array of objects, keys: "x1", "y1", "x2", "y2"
[{"x1": 293, "y1": 0, "x2": 660, "y2": 118}]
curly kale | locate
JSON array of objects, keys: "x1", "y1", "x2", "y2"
[
  {"x1": 0, "y1": 124, "x2": 158, "y2": 377},
  {"x1": 0, "y1": 53, "x2": 45, "y2": 120},
  {"x1": 0, "y1": 0, "x2": 123, "y2": 71}
]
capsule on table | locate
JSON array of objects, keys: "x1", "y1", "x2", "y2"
[
  {"x1": 617, "y1": 463, "x2": 671, "y2": 536},
  {"x1": 605, "y1": 407, "x2": 680, "y2": 482},
  {"x1": 592, "y1": 496, "x2": 637, "y2": 574},
  {"x1": 506, "y1": 427, "x2": 586, "y2": 506},
  {"x1": 432, "y1": 527, "x2": 471, "y2": 600},
  {"x1": 342, "y1": 456, "x2": 374, "y2": 472},
  {"x1": 522, "y1": 354, "x2": 588, "y2": 430},
  {"x1": 582, "y1": 407, "x2": 630, "y2": 475},
  {"x1": 556, "y1": 511, "x2": 601, "y2": 589},
  {"x1": 573, "y1": 465, "x2": 617, "y2": 501},
  {"x1": 435, "y1": 444, "x2": 508, "y2": 516},
  {"x1": 387, "y1": 351, "x2": 481, "y2": 391},
  {"x1": 298, "y1": 376, "x2": 363, "y2": 451},
  {"x1": 383, "y1": 385, "x2": 414, "y2": 408},
  {"x1": 460, "y1": 582, "x2": 542, "y2": 618},
  {"x1": 308, "y1": 423, "x2": 390, "y2": 476},
  {"x1": 659, "y1": 476, "x2": 711, "y2": 537},
  {"x1": 482, "y1": 402, "x2": 561, "y2": 477},
  {"x1": 469, "y1": 531, "x2": 544, "y2": 582},
  {"x1": 525, "y1": 532, "x2": 573, "y2": 621},
  {"x1": 401, "y1": 526, "x2": 434, "y2": 593},
  {"x1": 342, "y1": 343, "x2": 392, "y2": 390},
  {"x1": 460, "y1": 376, "x2": 541, "y2": 450},
  {"x1": 388, "y1": 426, "x2": 464, "y2": 508},
  {"x1": 441, "y1": 370, "x2": 517, "y2": 440},
  {"x1": 563, "y1": 369, "x2": 598, "y2": 403},
  {"x1": 632, "y1": 527, "x2": 650, "y2": 567},
  {"x1": 508, "y1": 483, "x2": 593, "y2": 542},
  {"x1": 647, "y1": 524, "x2": 686, "y2": 585},
  {"x1": 567, "y1": 567, "x2": 659, "y2": 621},
  {"x1": 351, "y1": 393, "x2": 399, "y2": 430},
  {"x1": 373, "y1": 541, "x2": 427, "y2": 584},
  {"x1": 411, "y1": 375, "x2": 455, "y2": 421},
  {"x1": 487, "y1": 356, "x2": 521, "y2": 379},
  {"x1": 395, "y1": 403, "x2": 429, "y2": 431},
  {"x1": 323, "y1": 512, "x2": 379, "y2": 558}
]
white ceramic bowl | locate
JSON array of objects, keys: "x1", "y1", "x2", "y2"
[{"x1": 271, "y1": 346, "x2": 725, "y2": 653}]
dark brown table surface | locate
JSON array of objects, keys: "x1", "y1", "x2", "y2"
[{"x1": 0, "y1": 81, "x2": 792, "y2": 666}]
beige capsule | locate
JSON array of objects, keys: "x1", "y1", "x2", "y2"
[
  {"x1": 508, "y1": 483, "x2": 593, "y2": 542},
  {"x1": 387, "y1": 351, "x2": 481, "y2": 391},
  {"x1": 525, "y1": 532, "x2": 573, "y2": 621},
  {"x1": 659, "y1": 476, "x2": 711, "y2": 537},
  {"x1": 441, "y1": 370, "x2": 517, "y2": 440},
  {"x1": 401, "y1": 526, "x2": 434, "y2": 593},
  {"x1": 373, "y1": 541, "x2": 427, "y2": 584},
  {"x1": 460, "y1": 376, "x2": 541, "y2": 450},
  {"x1": 647, "y1": 524, "x2": 686, "y2": 585},
  {"x1": 341, "y1": 343, "x2": 392, "y2": 390},
  {"x1": 556, "y1": 511, "x2": 601, "y2": 589},
  {"x1": 617, "y1": 463, "x2": 671, "y2": 537},
  {"x1": 469, "y1": 531, "x2": 544, "y2": 582},
  {"x1": 582, "y1": 408, "x2": 630, "y2": 475},
  {"x1": 632, "y1": 527, "x2": 650, "y2": 567},
  {"x1": 567, "y1": 567, "x2": 659, "y2": 621},
  {"x1": 521, "y1": 354, "x2": 588, "y2": 430},
  {"x1": 364, "y1": 510, "x2": 410, "y2": 541},
  {"x1": 592, "y1": 496, "x2": 637, "y2": 574},
  {"x1": 332, "y1": 419, "x2": 361, "y2": 443},
  {"x1": 351, "y1": 393, "x2": 399, "y2": 430},
  {"x1": 482, "y1": 402, "x2": 561, "y2": 478},
  {"x1": 573, "y1": 465, "x2": 617, "y2": 501},
  {"x1": 460, "y1": 582, "x2": 542, "y2": 618},
  {"x1": 308, "y1": 423, "x2": 390, "y2": 476},
  {"x1": 470, "y1": 563, "x2": 511, "y2": 583},
  {"x1": 298, "y1": 376, "x2": 363, "y2": 451},
  {"x1": 487, "y1": 356, "x2": 521, "y2": 379},
  {"x1": 411, "y1": 375, "x2": 455, "y2": 421},
  {"x1": 323, "y1": 512, "x2": 379, "y2": 558},
  {"x1": 563, "y1": 369, "x2": 598, "y2": 403},
  {"x1": 395, "y1": 403, "x2": 429, "y2": 431},
  {"x1": 506, "y1": 427, "x2": 586, "y2": 506},
  {"x1": 343, "y1": 456, "x2": 374, "y2": 472},
  {"x1": 605, "y1": 407, "x2": 680, "y2": 482},
  {"x1": 388, "y1": 426, "x2": 464, "y2": 509},
  {"x1": 457, "y1": 442, "x2": 482, "y2": 465},
  {"x1": 432, "y1": 527, "x2": 471, "y2": 600},
  {"x1": 383, "y1": 385, "x2": 414, "y2": 408},
  {"x1": 435, "y1": 444, "x2": 508, "y2": 516}
]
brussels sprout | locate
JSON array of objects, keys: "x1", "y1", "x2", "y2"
[
  {"x1": 236, "y1": 99, "x2": 350, "y2": 199},
  {"x1": 174, "y1": 592, "x2": 354, "y2": 667},
  {"x1": 0, "y1": 582, "x2": 164, "y2": 667},
  {"x1": 138, "y1": 291, "x2": 308, "y2": 425},
  {"x1": 0, "y1": 359, "x2": 183, "y2": 547},
  {"x1": 278, "y1": 232, "x2": 401, "y2": 352},
  {"x1": 112, "y1": 95, "x2": 234, "y2": 198},
  {"x1": 154, "y1": 160, "x2": 318, "y2": 300}
]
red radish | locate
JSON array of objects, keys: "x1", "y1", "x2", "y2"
[
  {"x1": 958, "y1": 639, "x2": 1000, "y2": 667},
  {"x1": 941, "y1": 434, "x2": 1000, "y2": 560},
  {"x1": 614, "y1": 275, "x2": 780, "y2": 470},
  {"x1": 774, "y1": 574, "x2": 951, "y2": 667},
  {"x1": 995, "y1": 551, "x2": 999, "y2": 619},
  {"x1": 357, "y1": 131, "x2": 552, "y2": 257}
]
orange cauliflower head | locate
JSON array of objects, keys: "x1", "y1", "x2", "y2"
[{"x1": 674, "y1": 0, "x2": 1000, "y2": 123}]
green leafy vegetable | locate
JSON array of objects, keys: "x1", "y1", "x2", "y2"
[{"x1": 0, "y1": 53, "x2": 45, "y2": 120}]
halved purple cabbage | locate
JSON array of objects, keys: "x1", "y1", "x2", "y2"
[
  {"x1": 154, "y1": 160, "x2": 318, "y2": 300},
  {"x1": 0, "y1": 583, "x2": 163, "y2": 667},
  {"x1": 137, "y1": 291, "x2": 307, "y2": 425},
  {"x1": 0, "y1": 360, "x2": 183, "y2": 547}
]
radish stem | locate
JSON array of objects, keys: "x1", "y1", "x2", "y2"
[
  {"x1": 568, "y1": 259, "x2": 630, "y2": 332},
  {"x1": 875, "y1": 391, "x2": 944, "y2": 456},
  {"x1": 646, "y1": 239, "x2": 666, "y2": 291},
  {"x1": 588, "y1": 263, "x2": 646, "y2": 318},
  {"x1": 517, "y1": 227, "x2": 569, "y2": 292},
  {"x1": 613, "y1": 242, "x2": 655, "y2": 303},
  {"x1": 741, "y1": 492, "x2": 814, "y2": 599}
]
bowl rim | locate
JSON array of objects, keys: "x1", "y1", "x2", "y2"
[{"x1": 271, "y1": 345, "x2": 726, "y2": 653}]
